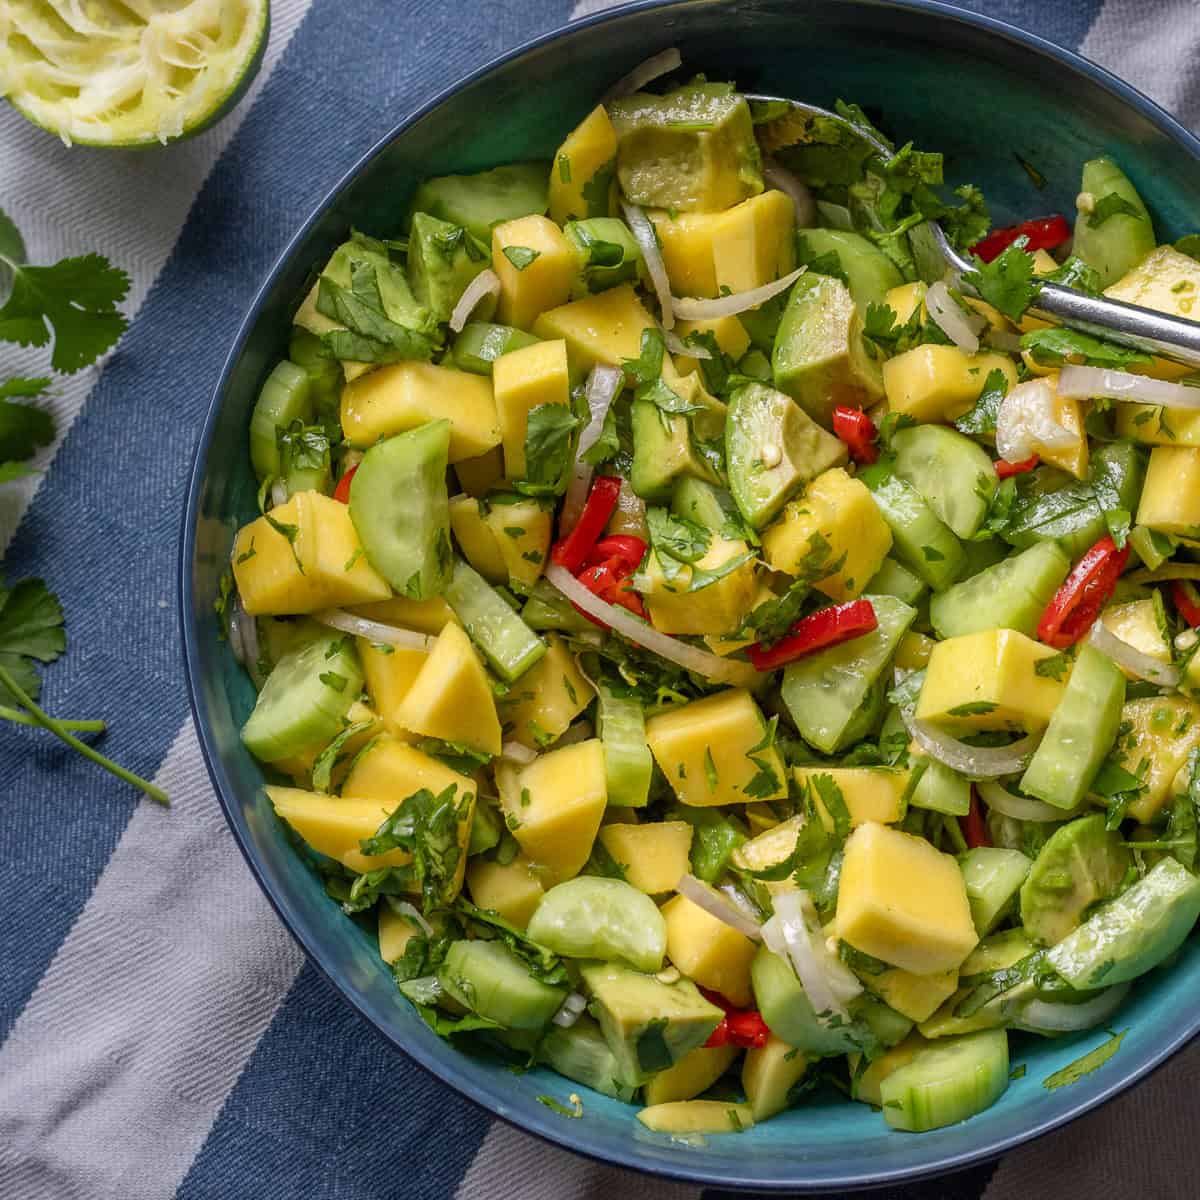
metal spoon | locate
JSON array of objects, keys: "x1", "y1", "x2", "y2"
[{"x1": 749, "y1": 94, "x2": 1200, "y2": 369}]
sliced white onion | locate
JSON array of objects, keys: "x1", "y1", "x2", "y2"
[
  {"x1": 996, "y1": 377, "x2": 1080, "y2": 464},
  {"x1": 237, "y1": 597, "x2": 263, "y2": 684},
  {"x1": 561, "y1": 365, "x2": 625, "y2": 533},
  {"x1": 314, "y1": 609, "x2": 434, "y2": 651},
  {"x1": 545, "y1": 563, "x2": 759, "y2": 688},
  {"x1": 1057, "y1": 365, "x2": 1200, "y2": 410},
  {"x1": 677, "y1": 874, "x2": 762, "y2": 940},
  {"x1": 601, "y1": 47, "x2": 682, "y2": 103},
  {"x1": 1017, "y1": 983, "x2": 1130, "y2": 1035},
  {"x1": 985, "y1": 328, "x2": 1023, "y2": 354},
  {"x1": 925, "y1": 281, "x2": 983, "y2": 353},
  {"x1": 226, "y1": 599, "x2": 247, "y2": 667},
  {"x1": 622, "y1": 200, "x2": 674, "y2": 329},
  {"x1": 270, "y1": 480, "x2": 288, "y2": 509},
  {"x1": 672, "y1": 267, "x2": 805, "y2": 321},
  {"x1": 767, "y1": 891, "x2": 861, "y2": 1020},
  {"x1": 763, "y1": 159, "x2": 815, "y2": 228},
  {"x1": 903, "y1": 711, "x2": 1041, "y2": 779},
  {"x1": 1088, "y1": 620, "x2": 1180, "y2": 687},
  {"x1": 387, "y1": 897, "x2": 435, "y2": 938},
  {"x1": 717, "y1": 881, "x2": 764, "y2": 927},
  {"x1": 552, "y1": 990, "x2": 589, "y2": 1028},
  {"x1": 500, "y1": 741, "x2": 537, "y2": 765},
  {"x1": 448, "y1": 268, "x2": 500, "y2": 333},
  {"x1": 977, "y1": 780, "x2": 1085, "y2": 823},
  {"x1": 659, "y1": 321, "x2": 711, "y2": 358}
]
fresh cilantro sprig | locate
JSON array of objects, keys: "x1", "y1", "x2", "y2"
[
  {"x1": 962, "y1": 236, "x2": 1040, "y2": 323},
  {"x1": 0, "y1": 376, "x2": 54, "y2": 482},
  {"x1": 1020, "y1": 327, "x2": 1152, "y2": 370}
]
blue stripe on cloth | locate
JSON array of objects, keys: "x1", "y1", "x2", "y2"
[
  {"x1": 946, "y1": 0, "x2": 1107, "y2": 52},
  {"x1": 176, "y1": 964, "x2": 493, "y2": 1200}
]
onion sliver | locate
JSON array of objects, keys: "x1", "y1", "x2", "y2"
[
  {"x1": 659, "y1": 321, "x2": 711, "y2": 358},
  {"x1": 545, "y1": 563, "x2": 759, "y2": 687},
  {"x1": 387, "y1": 898, "x2": 434, "y2": 938},
  {"x1": 560, "y1": 464, "x2": 594, "y2": 537},
  {"x1": 977, "y1": 780, "x2": 1085, "y2": 823},
  {"x1": 601, "y1": 47, "x2": 682, "y2": 103},
  {"x1": 314, "y1": 609, "x2": 434, "y2": 651},
  {"x1": 677, "y1": 874, "x2": 762, "y2": 939},
  {"x1": 226, "y1": 599, "x2": 247, "y2": 668},
  {"x1": 925, "y1": 280, "x2": 982, "y2": 353},
  {"x1": 561, "y1": 364, "x2": 624, "y2": 532},
  {"x1": 903, "y1": 711, "x2": 1041, "y2": 779},
  {"x1": 1058, "y1": 364, "x2": 1200, "y2": 410},
  {"x1": 552, "y1": 990, "x2": 589, "y2": 1028},
  {"x1": 448, "y1": 268, "x2": 500, "y2": 333},
  {"x1": 1018, "y1": 984, "x2": 1130, "y2": 1035},
  {"x1": 622, "y1": 200, "x2": 674, "y2": 329},
  {"x1": 985, "y1": 328, "x2": 1023, "y2": 354},
  {"x1": 672, "y1": 267, "x2": 805, "y2": 321},
  {"x1": 270, "y1": 480, "x2": 288, "y2": 509},
  {"x1": 500, "y1": 741, "x2": 537, "y2": 765},
  {"x1": 768, "y1": 891, "x2": 860, "y2": 1019},
  {"x1": 762, "y1": 158, "x2": 815, "y2": 227},
  {"x1": 1088, "y1": 620, "x2": 1180, "y2": 688}
]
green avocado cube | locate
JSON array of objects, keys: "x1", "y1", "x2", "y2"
[{"x1": 407, "y1": 212, "x2": 492, "y2": 323}]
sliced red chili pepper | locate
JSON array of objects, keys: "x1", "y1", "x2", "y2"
[
  {"x1": 725, "y1": 1010, "x2": 771, "y2": 1049},
  {"x1": 698, "y1": 987, "x2": 737, "y2": 1013},
  {"x1": 585, "y1": 534, "x2": 647, "y2": 573},
  {"x1": 832, "y1": 405, "x2": 879, "y2": 465},
  {"x1": 1172, "y1": 580, "x2": 1200, "y2": 627},
  {"x1": 995, "y1": 455, "x2": 1039, "y2": 479},
  {"x1": 551, "y1": 475, "x2": 622, "y2": 573},
  {"x1": 333, "y1": 463, "x2": 358, "y2": 504},
  {"x1": 970, "y1": 214, "x2": 1071, "y2": 263},
  {"x1": 747, "y1": 599, "x2": 879, "y2": 672},
  {"x1": 961, "y1": 788, "x2": 991, "y2": 849},
  {"x1": 574, "y1": 555, "x2": 648, "y2": 625},
  {"x1": 704, "y1": 1018, "x2": 732, "y2": 1048},
  {"x1": 1036, "y1": 535, "x2": 1130, "y2": 649}
]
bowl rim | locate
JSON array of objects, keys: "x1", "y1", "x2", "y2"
[{"x1": 181, "y1": 0, "x2": 1200, "y2": 1190}]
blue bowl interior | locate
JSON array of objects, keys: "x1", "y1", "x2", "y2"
[{"x1": 183, "y1": 0, "x2": 1200, "y2": 1190}]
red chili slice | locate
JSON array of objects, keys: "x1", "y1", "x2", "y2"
[
  {"x1": 971, "y1": 215, "x2": 1071, "y2": 264},
  {"x1": 961, "y1": 788, "x2": 991, "y2": 849},
  {"x1": 832, "y1": 405, "x2": 879, "y2": 465},
  {"x1": 333, "y1": 463, "x2": 358, "y2": 503},
  {"x1": 586, "y1": 534, "x2": 647, "y2": 573},
  {"x1": 1172, "y1": 580, "x2": 1200, "y2": 628},
  {"x1": 995, "y1": 455, "x2": 1039, "y2": 479},
  {"x1": 1036, "y1": 535, "x2": 1130, "y2": 649},
  {"x1": 551, "y1": 475, "x2": 622, "y2": 573},
  {"x1": 747, "y1": 600, "x2": 879, "y2": 672}
]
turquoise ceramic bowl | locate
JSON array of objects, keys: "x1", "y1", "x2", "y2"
[{"x1": 182, "y1": 0, "x2": 1200, "y2": 1189}]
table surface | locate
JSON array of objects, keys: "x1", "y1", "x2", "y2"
[{"x1": 2, "y1": 1, "x2": 1200, "y2": 1197}]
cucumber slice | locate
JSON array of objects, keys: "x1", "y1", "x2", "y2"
[
  {"x1": 249, "y1": 361, "x2": 312, "y2": 481},
  {"x1": 6, "y1": 0, "x2": 269, "y2": 147},
  {"x1": 452, "y1": 323, "x2": 540, "y2": 375},
  {"x1": 909, "y1": 758, "x2": 971, "y2": 816},
  {"x1": 438, "y1": 939, "x2": 566, "y2": 1030},
  {"x1": 520, "y1": 578, "x2": 596, "y2": 633},
  {"x1": 879, "y1": 1029, "x2": 1009, "y2": 1132},
  {"x1": 539, "y1": 1016, "x2": 639, "y2": 1101},
  {"x1": 860, "y1": 469, "x2": 965, "y2": 591},
  {"x1": 1073, "y1": 157, "x2": 1156, "y2": 288},
  {"x1": 240, "y1": 631, "x2": 363, "y2": 763},
  {"x1": 671, "y1": 477, "x2": 747, "y2": 539},
  {"x1": 929, "y1": 542, "x2": 1071, "y2": 640},
  {"x1": 960, "y1": 847, "x2": 1032, "y2": 935},
  {"x1": 781, "y1": 594, "x2": 916, "y2": 754},
  {"x1": 410, "y1": 163, "x2": 550, "y2": 246},
  {"x1": 796, "y1": 229, "x2": 903, "y2": 310},
  {"x1": 1020, "y1": 645, "x2": 1126, "y2": 809},
  {"x1": 597, "y1": 683, "x2": 653, "y2": 808},
  {"x1": 527, "y1": 878, "x2": 666, "y2": 972},
  {"x1": 892, "y1": 425, "x2": 996, "y2": 539},
  {"x1": 445, "y1": 559, "x2": 546, "y2": 682},
  {"x1": 865, "y1": 557, "x2": 927, "y2": 607}
]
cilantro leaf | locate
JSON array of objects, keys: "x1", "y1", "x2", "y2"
[
  {"x1": 1087, "y1": 193, "x2": 1141, "y2": 228},
  {"x1": 311, "y1": 718, "x2": 376, "y2": 793},
  {"x1": 963, "y1": 237, "x2": 1040, "y2": 323},
  {"x1": 456, "y1": 899, "x2": 569, "y2": 985},
  {"x1": 621, "y1": 329, "x2": 697, "y2": 421},
  {"x1": 1042, "y1": 1029, "x2": 1126, "y2": 1091},
  {"x1": 0, "y1": 577, "x2": 66, "y2": 702},
  {"x1": 316, "y1": 271, "x2": 437, "y2": 363},
  {"x1": 1020, "y1": 327, "x2": 1152, "y2": 370},
  {"x1": 1041, "y1": 256, "x2": 1101, "y2": 295},
  {"x1": 743, "y1": 715, "x2": 783, "y2": 799},
  {"x1": 646, "y1": 506, "x2": 710, "y2": 570},
  {"x1": 516, "y1": 404, "x2": 582, "y2": 496},
  {"x1": 680, "y1": 329, "x2": 736, "y2": 398},
  {"x1": 0, "y1": 377, "x2": 54, "y2": 470},
  {"x1": 955, "y1": 368, "x2": 1010, "y2": 437},
  {"x1": 501, "y1": 246, "x2": 540, "y2": 271}
]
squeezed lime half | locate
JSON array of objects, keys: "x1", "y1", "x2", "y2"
[{"x1": 0, "y1": 0, "x2": 269, "y2": 147}]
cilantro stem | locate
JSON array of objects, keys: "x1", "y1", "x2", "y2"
[
  {"x1": 0, "y1": 665, "x2": 168, "y2": 806},
  {"x1": 0, "y1": 704, "x2": 105, "y2": 732}
]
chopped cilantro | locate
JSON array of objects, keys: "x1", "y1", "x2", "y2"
[
  {"x1": 963, "y1": 237, "x2": 1040, "y2": 323},
  {"x1": 954, "y1": 368, "x2": 1009, "y2": 437},
  {"x1": 537, "y1": 1093, "x2": 582, "y2": 1119},
  {"x1": 515, "y1": 403, "x2": 582, "y2": 496},
  {"x1": 1042, "y1": 1028, "x2": 1126, "y2": 1091},
  {"x1": 1034, "y1": 651, "x2": 1071, "y2": 681},
  {"x1": 742, "y1": 715, "x2": 782, "y2": 799},
  {"x1": 557, "y1": 155, "x2": 572, "y2": 184},
  {"x1": 703, "y1": 746, "x2": 719, "y2": 793},
  {"x1": 1020, "y1": 327, "x2": 1152, "y2": 370},
  {"x1": 1087, "y1": 193, "x2": 1141, "y2": 228},
  {"x1": 947, "y1": 701, "x2": 997, "y2": 716},
  {"x1": 501, "y1": 245, "x2": 540, "y2": 271},
  {"x1": 312, "y1": 718, "x2": 376, "y2": 793}
]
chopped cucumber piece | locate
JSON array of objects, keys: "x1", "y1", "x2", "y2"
[
  {"x1": 452, "y1": 322, "x2": 540, "y2": 375},
  {"x1": 892, "y1": 425, "x2": 996, "y2": 539},
  {"x1": 909, "y1": 758, "x2": 971, "y2": 816},
  {"x1": 438, "y1": 939, "x2": 566, "y2": 1030},
  {"x1": 865, "y1": 557, "x2": 928, "y2": 607},
  {"x1": 250, "y1": 361, "x2": 312, "y2": 481},
  {"x1": 597, "y1": 683, "x2": 653, "y2": 808},
  {"x1": 960, "y1": 847, "x2": 1032, "y2": 935},
  {"x1": 860, "y1": 469, "x2": 965, "y2": 591},
  {"x1": 539, "y1": 1015, "x2": 639, "y2": 1101},
  {"x1": 1073, "y1": 157, "x2": 1156, "y2": 288},
  {"x1": 520, "y1": 578, "x2": 597, "y2": 633},
  {"x1": 527, "y1": 877, "x2": 666, "y2": 972},
  {"x1": 445, "y1": 558, "x2": 547, "y2": 682},
  {"x1": 410, "y1": 163, "x2": 550, "y2": 245}
]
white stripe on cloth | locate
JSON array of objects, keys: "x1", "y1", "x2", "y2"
[
  {"x1": 456, "y1": 1118, "x2": 702, "y2": 1200},
  {"x1": 569, "y1": 0, "x2": 625, "y2": 20},
  {"x1": 0, "y1": 0, "x2": 315, "y2": 555},
  {"x1": 0, "y1": 719, "x2": 306, "y2": 1200},
  {"x1": 1079, "y1": 0, "x2": 1200, "y2": 133}
]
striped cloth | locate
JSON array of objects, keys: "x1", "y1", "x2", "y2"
[{"x1": 3, "y1": 2, "x2": 1200, "y2": 1197}]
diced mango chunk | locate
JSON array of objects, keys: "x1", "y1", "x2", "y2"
[
  {"x1": 548, "y1": 105, "x2": 617, "y2": 225},
  {"x1": 232, "y1": 491, "x2": 391, "y2": 615},
  {"x1": 358, "y1": 640, "x2": 428, "y2": 738},
  {"x1": 454, "y1": 445, "x2": 506, "y2": 496},
  {"x1": 599, "y1": 821, "x2": 693, "y2": 895},
  {"x1": 466, "y1": 853, "x2": 546, "y2": 929},
  {"x1": 449, "y1": 494, "x2": 507, "y2": 582},
  {"x1": 860, "y1": 961, "x2": 959, "y2": 1024},
  {"x1": 647, "y1": 689, "x2": 786, "y2": 808},
  {"x1": 793, "y1": 766, "x2": 908, "y2": 829},
  {"x1": 1114, "y1": 404, "x2": 1200, "y2": 446},
  {"x1": 340, "y1": 361, "x2": 500, "y2": 462},
  {"x1": 762, "y1": 468, "x2": 892, "y2": 600},
  {"x1": 1117, "y1": 697, "x2": 1200, "y2": 822},
  {"x1": 916, "y1": 628, "x2": 1065, "y2": 734},
  {"x1": 348, "y1": 594, "x2": 455, "y2": 634},
  {"x1": 1039, "y1": 388, "x2": 1088, "y2": 479},
  {"x1": 1105, "y1": 245, "x2": 1200, "y2": 319},
  {"x1": 644, "y1": 1042, "x2": 738, "y2": 1106},
  {"x1": 485, "y1": 497, "x2": 552, "y2": 592},
  {"x1": 492, "y1": 214, "x2": 575, "y2": 330},
  {"x1": 837, "y1": 822, "x2": 977, "y2": 975},
  {"x1": 379, "y1": 903, "x2": 425, "y2": 963},
  {"x1": 882, "y1": 345, "x2": 1018, "y2": 423},
  {"x1": 1136, "y1": 446, "x2": 1200, "y2": 536},
  {"x1": 742, "y1": 1034, "x2": 808, "y2": 1121},
  {"x1": 272, "y1": 699, "x2": 381, "y2": 786},
  {"x1": 662, "y1": 893, "x2": 758, "y2": 1007},
  {"x1": 884, "y1": 281, "x2": 927, "y2": 325},
  {"x1": 1102, "y1": 599, "x2": 1173, "y2": 671},
  {"x1": 643, "y1": 536, "x2": 758, "y2": 636},
  {"x1": 673, "y1": 315, "x2": 750, "y2": 377},
  {"x1": 492, "y1": 338, "x2": 571, "y2": 479},
  {"x1": 499, "y1": 633, "x2": 594, "y2": 749}
]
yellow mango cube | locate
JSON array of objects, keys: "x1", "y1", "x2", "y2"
[
  {"x1": 916, "y1": 628, "x2": 1065, "y2": 734},
  {"x1": 837, "y1": 822, "x2": 977, "y2": 975},
  {"x1": 862, "y1": 963, "x2": 959, "y2": 1024},
  {"x1": 484, "y1": 497, "x2": 552, "y2": 591},
  {"x1": 379, "y1": 903, "x2": 425, "y2": 963},
  {"x1": 649, "y1": 190, "x2": 795, "y2": 298},
  {"x1": 884, "y1": 281, "x2": 927, "y2": 325},
  {"x1": 850, "y1": 1033, "x2": 926, "y2": 1106},
  {"x1": 1136, "y1": 446, "x2": 1200, "y2": 535},
  {"x1": 793, "y1": 767, "x2": 908, "y2": 829},
  {"x1": 339, "y1": 361, "x2": 500, "y2": 462},
  {"x1": 598, "y1": 821, "x2": 693, "y2": 894},
  {"x1": 762, "y1": 468, "x2": 892, "y2": 600},
  {"x1": 895, "y1": 631, "x2": 935, "y2": 671},
  {"x1": 662, "y1": 893, "x2": 758, "y2": 1007},
  {"x1": 1114, "y1": 404, "x2": 1200, "y2": 446},
  {"x1": 743, "y1": 1035, "x2": 808, "y2": 1121},
  {"x1": 448, "y1": 494, "x2": 507, "y2": 583},
  {"x1": 647, "y1": 689, "x2": 787, "y2": 808},
  {"x1": 342, "y1": 736, "x2": 475, "y2": 818},
  {"x1": 1105, "y1": 245, "x2": 1200, "y2": 319},
  {"x1": 644, "y1": 536, "x2": 758, "y2": 636},
  {"x1": 454, "y1": 445, "x2": 506, "y2": 496},
  {"x1": 232, "y1": 491, "x2": 390, "y2": 615},
  {"x1": 733, "y1": 814, "x2": 806, "y2": 876},
  {"x1": 1118, "y1": 697, "x2": 1200, "y2": 822},
  {"x1": 466, "y1": 853, "x2": 545, "y2": 929},
  {"x1": 272, "y1": 699, "x2": 381, "y2": 786},
  {"x1": 673, "y1": 315, "x2": 750, "y2": 377},
  {"x1": 1102, "y1": 599, "x2": 1173, "y2": 669},
  {"x1": 499, "y1": 633, "x2": 594, "y2": 749},
  {"x1": 644, "y1": 1043, "x2": 738, "y2": 1106},
  {"x1": 1039, "y1": 389, "x2": 1088, "y2": 479},
  {"x1": 358, "y1": 640, "x2": 428, "y2": 738},
  {"x1": 348, "y1": 594, "x2": 455, "y2": 634},
  {"x1": 492, "y1": 338, "x2": 571, "y2": 479},
  {"x1": 492, "y1": 214, "x2": 575, "y2": 330},
  {"x1": 548, "y1": 104, "x2": 617, "y2": 225},
  {"x1": 497, "y1": 739, "x2": 608, "y2": 883},
  {"x1": 882, "y1": 345, "x2": 1019, "y2": 423},
  {"x1": 396, "y1": 621, "x2": 501, "y2": 756}
]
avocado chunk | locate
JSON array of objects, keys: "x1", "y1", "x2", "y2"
[
  {"x1": 630, "y1": 375, "x2": 725, "y2": 503},
  {"x1": 796, "y1": 229, "x2": 903, "y2": 311},
  {"x1": 451, "y1": 322, "x2": 540, "y2": 375},
  {"x1": 580, "y1": 961, "x2": 723, "y2": 1086},
  {"x1": 1048, "y1": 857, "x2": 1200, "y2": 988},
  {"x1": 1073, "y1": 157, "x2": 1156, "y2": 288},
  {"x1": 538, "y1": 1015, "x2": 639, "y2": 1101},
  {"x1": 437, "y1": 938, "x2": 567, "y2": 1030},
  {"x1": 772, "y1": 272, "x2": 883, "y2": 427},
  {"x1": 410, "y1": 162, "x2": 550, "y2": 244},
  {"x1": 406, "y1": 212, "x2": 491, "y2": 323},
  {"x1": 959, "y1": 847, "x2": 1031, "y2": 936},
  {"x1": 563, "y1": 217, "x2": 643, "y2": 296},
  {"x1": 726, "y1": 380, "x2": 847, "y2": 529},
  {"x1": 608, "y1": 82, "x2": 763, "y2": 213},
  {"x1": 671, "y1": 477, "x2": 748, "y2": 539}
]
